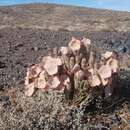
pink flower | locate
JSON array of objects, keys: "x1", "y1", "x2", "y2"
[
  {"x1": 89, "y1": 74, "x2": 101, "y2": 87},
  {"x1": 102, "y1": 51, "x2": 113, "y2": 59},
  {"x1": 43, "y1": 56, "x2": 62, "y2": 75},
  {"x1": 71, "y1": 64, "x2": 80, "y2": 74},
  {"x1": 25, "y1": 81, "x2": 35, "y2": 96},
  {"x1": 24, "y1": 37, "x2": 119, "y2": 97},
  {"x1": 100, "y1": 77, "x2": 108, "y2": 86},
  {"x1": 50, "y1": 76, "x2": 61, "y2": 89},
  {"x1": 97, "y1": 64, "x2": 112, "y2": 86},
  {"x1": 81, "y1": 38, "x2": 91, "y2": 47},
  {"x1": 57, "y1": 75, "x2": 70, "y2": 92},
  {"x1": 26, "y1": 64, "x2": 42, "y2": 78},
  {"x1": 37, "y1": 70, "x2": 47, "y2": 89},
  {"x1": 25, "y1": 64, "x2": 42, "y2": 86},
  {"x1": 107, "y1": 58, "x2": 118, "y2": 73},
  {"x1": 68, "y1": 37, "x2": 81, "y2": 51},
  {"x1": 98, "y1": 65, "x2": 112, "y2": 79},
  {"x1": 60, "y1": 47, "x2": 69, "y2": 55},
  {"x1": 75, "y1": 69, "x2": 85, "y2": 80}
]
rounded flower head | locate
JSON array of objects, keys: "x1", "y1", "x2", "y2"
[
  {"x1": 50, "y1": 76, "x2": 61, "y2": 89},
  {"x1": 25, "y1": 81, "x2": 35, "y2": 96},
  {"x1": 43, "y1": 56, "x2": 62, "y2": 75},
  {"x1": 27, "y1": 64, "x2": 42, "y2": 78},
  {"x1": 89, "y1": 74, "x2": 101, "y2": 87},
  {"x1": 81, "y1": 38, "x2": 91, "y2": 47},
  {"x1": 98, "y1": 65, "x2": 112, "y2": 79},
  {"x1": 68, "y1": 37, "x2": 81, "y2": 51},
  {"x1": 103, "y1": 51, "x2": 113, "y2": 59},
  {"x1": 109, "y1": 59, "x2": 118, "y2": 73},
  {"x1": 24, "y1": 36, "x2": 119, "y2": 98},
  {"x1": 75, "y1": 69, "x2": 85, "y2": 80},
  {"x1": 37, "y1": 70, "x2": 47, "y2": 89},
  {"x1": 60, "y1": 46, "x2": 69, "y2": 55}
]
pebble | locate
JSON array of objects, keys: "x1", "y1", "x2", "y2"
[{"x1": 34, "y1": 47, "x2": 39, "y2": 51}]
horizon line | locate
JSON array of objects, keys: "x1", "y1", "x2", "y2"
[{"x1": 0, "y1": 2, "x2": 129, "y2": 13}]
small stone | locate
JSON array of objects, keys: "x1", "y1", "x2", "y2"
[
  {"x1": 0, "y1": 61, "x2": 6, "y2": 68},
  {"x1": 34, "y1": 47, "x2": 39, "y2": 51},
  {"x1": 13, "y1": 77, "x2": 16, "y2": 81}
]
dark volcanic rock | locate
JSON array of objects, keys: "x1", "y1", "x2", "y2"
[{"x1": 0, "y1": 28, "x2": 130, "y2": 88}]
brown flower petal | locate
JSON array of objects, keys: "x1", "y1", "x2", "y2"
[
  {"x1": 100, "y1": 78, "x2": 108, "y2": 86},
  {"x1": 110, "y1": 59, "x2": 118, "y2": 73},
  {"x1": 81, "y1": 38, "x2": 91, "y2": 47},
  {"x1": 37, "y1": 71, "x2": 47, "y2": 89},
  {"x1": 50, "y1": 76, "x2": 61, "y2": 89},
  {"x1": 60, "y1": 74, "x2": 70, "y2": 84},
  {"x1": 26, "y1": 64, "x2": 42, "y2": 79},
  {"x1": 53, "y1": 74, "x2": 70, "y2": 92},
  {"x1": 103, "y1": 51, "x2": 113, "y2": 59},
  {"x1": 88, "y1": 52, "x2": 95, "y2": 68},
  {"x1": 42, "y1": 56, "x2": 51, "y2": 64},
  {"x1": 88, "y1": 68, "x2": 94, "y2": 74},
  {"x1": 54, "y1": 84, "x2": 65, "y2": 92},
  {"x1": 98, "y1": 65, "x2": 112, "y2": 79},
  {"x1": 25, "y1": 76, "x2": 30, "y2": 86},
  {"x1": 90, "y1": 74, "x2": 101, "y2": 87},
  {"x1": 60, "y1": 47, "x2": 69, "y2": 55},
  {"x1": 68, "y1": 37, "x2": 81, "y2": 51},
  {"x1": 41, "y1": 85, "x2": 49, "y2": 92},
  {"x1": 63, "y1": 77, "x2": 70, "y2": 86},
  {"x1": 71, "y1": 64, "x2": 80, "y2": 74},
  {"x1": 25, "y1": 82, "x2": 35, "y2": 96},
  {"x1": 55, "y1": 57, "x2": 62, "y2": 66},
  {"x1": 25, "y1": 64, "x2": 42, "y2": 86},
  {"x1": 75, "y1": 69, "x2": 85, "y2": 80},
  {"x1": 44, "y1": 63, "x2": 58, "y2": 75},
  {"x1": 43, "y1": 57, "x2": 62, "y2": 75}
]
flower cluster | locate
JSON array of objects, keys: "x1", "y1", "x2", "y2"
[{"x1": 25, "y1": 37, "x2": 118, "y2": 97}]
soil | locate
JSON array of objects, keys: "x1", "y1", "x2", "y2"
[{"x1": 0, "y1": 3, "x2": 130, "y2": 130}]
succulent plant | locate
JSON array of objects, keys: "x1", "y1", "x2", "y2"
[{"x1": 24, "y1": 37, "x2": 119, "y2": 104}]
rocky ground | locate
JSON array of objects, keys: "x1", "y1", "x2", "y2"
[
  {"x1": 1, "y1": 28, "x2": 130, "y2": 89},
  {"x1": 0, "y1": 3, "x2": 130, "y2": 130}
]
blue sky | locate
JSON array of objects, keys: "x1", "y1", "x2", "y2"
[{"x1": 0, "y1": 0, "x2": 130, "y2": 12}]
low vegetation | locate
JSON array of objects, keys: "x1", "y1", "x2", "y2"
[{"x1": 25, "y1": 37, "x2": 118, "y2": 108}]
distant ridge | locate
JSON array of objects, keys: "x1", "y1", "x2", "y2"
[{"x1": 0, "y1": 3, "x2": 130, "y2": 31}]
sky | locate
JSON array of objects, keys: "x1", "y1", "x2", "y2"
[{"x1": 0, "y1": 0, "x2": 130, "y2": 12}]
